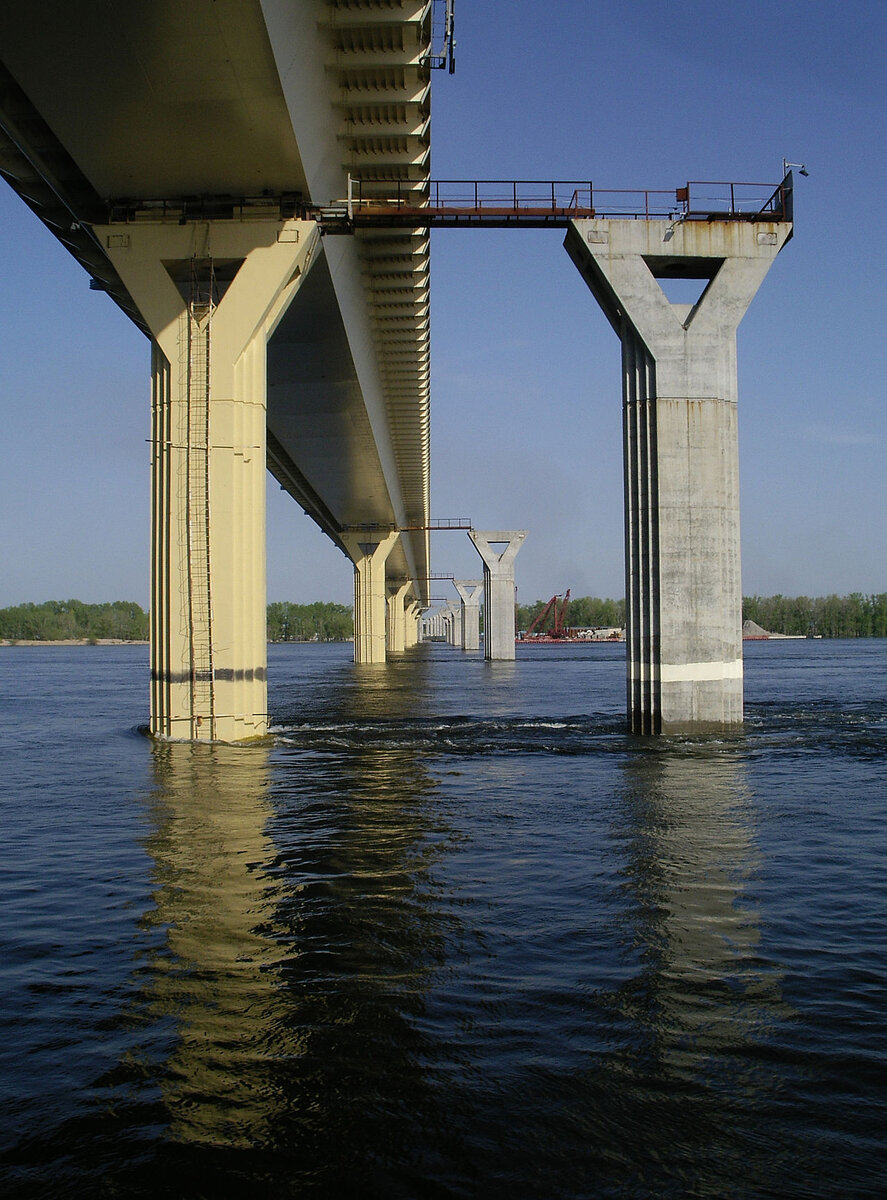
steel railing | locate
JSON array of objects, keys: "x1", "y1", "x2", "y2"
[
  {"x1": 102, "y1": 177, "x2": 793, "y2": 229},
  {"x1": 337, "y1": 176, "x2": 791, "y2": 226}
]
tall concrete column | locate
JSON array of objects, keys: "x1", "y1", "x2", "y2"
[
  {"x1": 469, "y1": 531, "x2": 527, "y2": 660},
  {"x1": 446, "y1": 602, "x2": 463, "y2": 648},
  {"x1": 423, "y1": 609, "x2": 444, "y2": 640},
  {"x1": 454, "y1": 580, "x2": 483, "y2": 650},
  {"x1": 342, "y1": 531, "x2": 400, "y2": 664},
  {"x1": 566, "y1": 218, "x2": 790, "y2": 732},
  {"x1": 386, "y1": 581, "x2": 411, "y2": 653},
  {"x1": 99, "y1": 219, "x2": 319, "y2": 741},
  {"x1": 404, "y1": 601, "x2": 421, "y2": 648}
]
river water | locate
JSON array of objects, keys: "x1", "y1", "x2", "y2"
[{"x1": 1, "y1": 639, "x2": 886, "y2": 1198}]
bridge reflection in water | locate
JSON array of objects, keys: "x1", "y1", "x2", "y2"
[
  {"x1": 137, "y1": 658, "x2": 455, "y2": 1190},
  {"x1": 609, "y1": 749, "x2": 789, "y2": 1183},
  {"x1": 142, "y1": 741, "x2": 288, "y2": 1152},
  {"x1": 122, "y1": 652, "x2": 794, "y2": 1196}
]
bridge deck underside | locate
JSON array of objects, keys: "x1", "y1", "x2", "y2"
[{"x1": 0, "y1": 0, "x2": 431, "y2": 595}]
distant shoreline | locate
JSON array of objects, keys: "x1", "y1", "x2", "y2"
[
  {"x1": 0, "y1": 639, "x2": 352, "y2": 647},
  {"x1": 0, "y1": 639, "x2": 149, "y2": 647}
]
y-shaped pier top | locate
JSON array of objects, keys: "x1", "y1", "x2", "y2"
[
  {"x1": 566, "y1": 216, "x2": 791, "y2": 733},
  {"x1": 469, "y1": 531, "x2": 527, "y2": 661}
]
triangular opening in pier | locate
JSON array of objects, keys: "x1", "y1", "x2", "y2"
[
  {"x1": 163, "y1": 258, "x2": 246, "y2": 306},
  {"x1": 642, "y1": 254, "x2": 724, "y2": 310}
]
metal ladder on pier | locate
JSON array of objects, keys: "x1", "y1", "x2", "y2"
[{"x1": 181, "y1": 257, "x2": 215, "y2": 736}]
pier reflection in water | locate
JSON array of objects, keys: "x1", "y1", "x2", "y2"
[
  {"x1": 142, "y1": 741, "x2": 287, "y2": 1153},
  {"x1": 134, "y1": 653, "x2": 800, "y2": 1196},
  {"x1": 126, "y1": 650, "x2": 460, "y2": 1195},
  {"x1": 263, "y1": 651, "x2": 462, "y2": 1190},
  {"x1": 4, "y1": 641, "x2": 886, "y2": 1199},
  {"x1": 605, "y1": 749, "x2": 790, "y2": 1193}
]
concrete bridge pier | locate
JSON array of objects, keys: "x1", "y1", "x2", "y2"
[
  {"x1": 454, "y1": 580, "x2": 483, "y2": 650},
  {"x1": 448, "y1": 602, "x2": 463, "y2": 648},
  {"x1": 422, "y1": 609, "x2": 446, "y2": 641},
  {"x1": 438, "y1": 604, "x2": 455, "y2": 646},
  {"x1": 386, "y1": 581, "x2": 412, "y2": 653},
  {"x1": 420, "y1": 611, "x2": 436, "y2": 641},
  {"x1": 469, "y1": 531, "x2": 527, "y2": 661},
  {"x1": 440, "y1": 605, "x2": 455, "y2": 645},
  {"x1": 99, "y1": 219, "x2": 318, "y2": 741},
  {"x1": 404, "y1": 601, "x2": 421, "y2": 648},
  {"x1": 342, "y1": 531, "x2": 400, "y2": 664},
  {"x1": 566, "y1": 218, "x2": 790, "y2": 733}
]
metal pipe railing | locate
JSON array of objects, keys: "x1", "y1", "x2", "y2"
[{"x1": 333, "y1": 177, "x2": 791, "y2": 226}]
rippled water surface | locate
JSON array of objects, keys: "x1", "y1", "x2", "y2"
[{"x1": 1, "y1": 640, "x2": 886, "y2": 1198}]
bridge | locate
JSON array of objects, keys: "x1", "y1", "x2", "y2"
[
  {"x1": 0, "y1": 1, "x2": 792, "y2": 739},
  {"x1": 1, "y1": 0, "x2": 436, "y2": 740}
]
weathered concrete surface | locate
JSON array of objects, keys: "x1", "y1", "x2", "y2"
[
  {"x1": 101, "y1": 220, "x2": 318, "y2": 741},
  {"x1": 469, "y1": 531, "x2": 527, "y2": 661},
  {"x1": 438, "y1": 602, "x2": 460, "y2": 647},
  {"x1": 343, "y1": 531, "x2": 400, "y2": 665},
  {"x1": 0, "y1": 1, "x2": 432, "y2": 740},
  {"x1": 386, "y1": 581, "x2": 412, "y2": 653},
  {"x1": 566, "y1": 218, "x2": 790, "y2": 733},
  {"x1": 454, "y1": 580, "x2": 483, "y2": 651},
  {"x1": 404, "y1": 601, "x2": 422, "y2": 648}
]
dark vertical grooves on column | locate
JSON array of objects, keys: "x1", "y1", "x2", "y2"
[
  {"x1": 622, "y1": 332, "x2": 639, "y2": 726},
  {"x1": 482, "y1": 567, "x2": 493, "y2": 662},
  {"x1": 622, "y1": 327, "x2": 661, "y2": 735},
  {"x1": 644, "y1": 352, "x2": 661, "y2": 734},
  {"x1": 150, "y1": 343, "x2": 171, "y2": 738}
]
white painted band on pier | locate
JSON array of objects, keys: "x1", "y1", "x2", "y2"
[
  {"x1": 628, "y1": 660, "x2": 743, "y2": 683},
  {"x1": 659, "y1": 659, "x2": 743, "y2": 683}
]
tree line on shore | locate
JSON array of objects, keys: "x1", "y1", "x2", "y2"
[
  {"x1": 743, "y1": 593, "x2": 887, "y2": 638},
  {"x1": 517, "y1": 592, "x2": 887, "y2": 639},
  {"x1": 265, "y1": 601, "x2": 352, "y2": 642},
  {"x1": 0, "y1": 599, "x2": 353, "y2": 643},
  {"x1": 0, "y1": 600, "x2": 149, "y2": 642},
  {"x1": 3, "y1": 593, "x2": 887, "y2": 642}
]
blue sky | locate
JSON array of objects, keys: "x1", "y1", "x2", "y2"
[{"x1": 2, "y1": 0, "x2": 885, "y2": 609}]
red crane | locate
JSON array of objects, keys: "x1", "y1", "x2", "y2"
[
  {"x1": 524, "y1": 589, "x2": 571, "y2": 639},
  {"x1": 557, "y1": 589, "x2": 571, "y2": 636}
]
